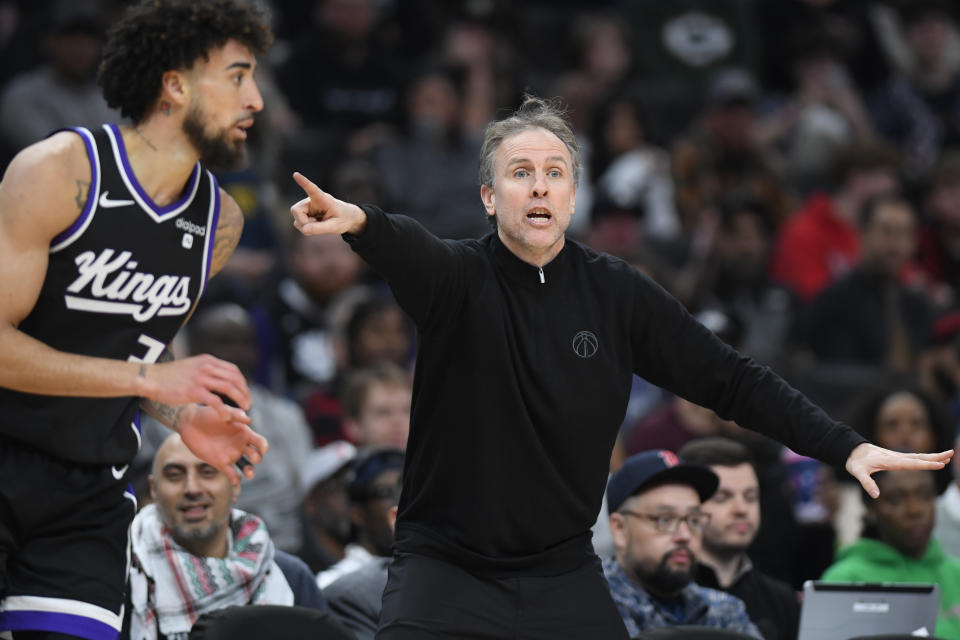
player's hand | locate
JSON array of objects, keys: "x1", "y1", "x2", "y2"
[
  {"x1": 176, "y1": 403, "x2": 268, "y2": 485},
  {"x1": 846, "y1": 442, "x2": 953, "y2": 498},
  {"x1": 290, "y1": 171, "x2": 367, "y2": 236},
  {"x1": 139, "y1": 354, "x2": 251, "y2": 419}
]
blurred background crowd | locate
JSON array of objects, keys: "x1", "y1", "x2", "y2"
[{"x1": 6, "y1": 0, "x2": 960, "y2": 634}]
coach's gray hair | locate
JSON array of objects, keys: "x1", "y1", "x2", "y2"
[{"x1": 479, "y1": 95, "x2": 581, "y2": 189}]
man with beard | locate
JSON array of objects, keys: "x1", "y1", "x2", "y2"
[
  {"x1": 805, "y1": 194, "x2": 932, "y2": 370},
  {"x1": 298, "y1": 441, "x2": 358, "y2": 573},
  {"x1": 0, "y1": 2, "x2": 272, "y2": 638},
  {"x1": 603, "y1": 449, "x2": 762, "y2": 638},
  {"x1": 129, "y1": 433, "x2": 327, "y2": 640},
  {"x1": 679, "y1": 437, "x2": 800, "y2": 640},
  {"x1": 317, "y1": 447, "x2": 404, "y2": 588}
]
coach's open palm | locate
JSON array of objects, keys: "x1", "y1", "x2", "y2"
[
  {"x1": 177, "y1": 403, "x2": 268, "y2": 484},
  {"x1": 846, "y1": 442, "x2": 953, "y2": 498}
]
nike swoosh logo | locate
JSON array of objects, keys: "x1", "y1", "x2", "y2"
[
  {"x1": 111, "y1": 464, "x2": 129, "y2": 480},
  {"x1": 99, "y1": 191, "x2": 135, "y2": 209}
]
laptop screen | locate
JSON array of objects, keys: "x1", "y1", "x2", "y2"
[{"x1": 798, "y1": 581, "x2": 941, "y2": 640}]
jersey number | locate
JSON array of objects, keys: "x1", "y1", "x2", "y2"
[{"x1": 127, "y1": 334, "x2": 165, "y2": 364}]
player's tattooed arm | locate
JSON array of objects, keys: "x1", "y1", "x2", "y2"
[
  {"x1": 144, "y1": 398, "x2": 186, "y2": 430},
  {"x1": 138, "y1": 348, "x2": 185, "y2": 429},
  {"x1": 74, "y1": 179, "x2": 89, "y2": 213},
  {"x1": 210, "y1": 191, "x2": 244, "y2": 277}
]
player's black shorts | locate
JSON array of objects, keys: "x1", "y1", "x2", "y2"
[
  {"x1": 376, "y1": 552, "x2": 631, "y2": 639},
  {"x1": 0, "y1": 437, "x2": 136, "y2": 640}
]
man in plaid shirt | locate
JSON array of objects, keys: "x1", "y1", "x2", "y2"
[{"x1": 602, "y1": 450, "x2": 761, "y2": 638}]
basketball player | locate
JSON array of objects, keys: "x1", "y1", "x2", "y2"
[
  {"x1": 0, "y1": 2, "x2": 271, "y2": 638},
  {"x1": 289, "y1": 95, "x2": 952, "y2": 638}
]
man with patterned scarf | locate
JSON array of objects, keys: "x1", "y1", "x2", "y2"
[{"x1": 128, "y1": 433, "x2": 327, "y2": 640}]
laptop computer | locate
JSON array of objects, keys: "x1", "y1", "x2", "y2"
[{"x1": 798, "y1": 581, "x2": 941, "y2": 640}]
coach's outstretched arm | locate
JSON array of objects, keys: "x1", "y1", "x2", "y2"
[{"x1": 0, "y1": 135, "x2": 266, "y2": 482}]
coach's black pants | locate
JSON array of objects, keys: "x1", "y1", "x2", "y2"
[{"x1": 375, "y1": 552, "x2": 630, "y2": 639}]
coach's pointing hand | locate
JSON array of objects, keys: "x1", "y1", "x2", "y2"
[{"x1": 290, "y1": 171, "x2": 367, "y2": 236}]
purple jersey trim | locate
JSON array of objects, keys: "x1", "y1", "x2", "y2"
[
  {"x1": 202, "y1": 172, "x2": 221, "y2": 297},
  {"x1": 106, "y1": 123, "x2": 200, "y2": 216},
  {"x1": 0, "y1": 610, "x2": 119, "y2": 640},
  {"x1": 50, "y1": 127, "x2": 98, "y2": 247}
]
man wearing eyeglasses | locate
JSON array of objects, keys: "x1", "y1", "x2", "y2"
[{"x1": 604, "y1": 449, "x2": 763, "y2": 638}]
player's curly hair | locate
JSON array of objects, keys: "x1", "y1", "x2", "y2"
[{"x1": 98, "y1": 0, "x2": 273, "y2": 124}]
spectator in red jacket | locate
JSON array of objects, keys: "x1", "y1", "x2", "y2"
[{"x1": 770, "y1": 141, "x2": 899, "y2": 303}]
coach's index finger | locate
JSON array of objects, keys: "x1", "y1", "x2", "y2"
[
  {"x1": 291, "y1": 172, "x2": 331, "y2": 231},
  {"x1": 293, "y1": 171, "x2": 326, "y2": 202}
]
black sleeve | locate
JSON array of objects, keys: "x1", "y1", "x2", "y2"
[
  {"x1": 629, "y1": 270, "x2": 866, "y2": 469},
  {"x1": 343, "y1": 205, "x2": 470, "y2": 329},
  {"x1": 274, "y1": 550, "x2": 329, "y2": 613}
]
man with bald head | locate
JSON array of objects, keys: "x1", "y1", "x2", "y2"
[
  {"x1": 184, "y1": 302, "x2": 313, "y2": 551},
  {"x1": 128, "y1": 433, "x2": 326, "y2": 640}
]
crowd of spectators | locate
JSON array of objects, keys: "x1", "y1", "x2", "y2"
[{"x1": 7, "y1": 0, "x2": 960, "y2": 637}]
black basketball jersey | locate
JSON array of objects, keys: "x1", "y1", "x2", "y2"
[{"x1": 0, "y1": 124, "x2": 221, "y2": 465}]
